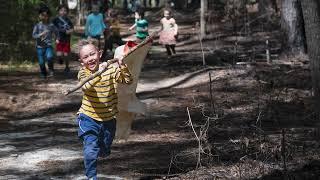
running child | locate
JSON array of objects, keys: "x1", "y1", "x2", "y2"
[
  {"x1": 159, "y1": 9, "x2": 178, "y2": 58},
  {"x1": 52, "y1": 4, "x2": 74, "y2": 73}
]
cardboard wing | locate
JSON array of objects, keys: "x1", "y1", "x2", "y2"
[{"x1": 115, "y1": 40, "x2": 152, "y2": 140}]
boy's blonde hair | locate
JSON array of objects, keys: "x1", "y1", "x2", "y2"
[{"x1": 76, "y1": 39, "x2": 99, "y2": 55}]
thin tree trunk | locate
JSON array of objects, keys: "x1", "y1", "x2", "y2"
[
  {"x1": 301, "y1": 0, "x2": 320, "y2": 112},
  {"x1": 200, "y1": 0, "x2": 207, "y2": 40},
  {"x1": 77, "y1": 0, "x2": 81, "y2": 26},
  {"x1": 281, "y1": 0, "x2": 306, "y2": 54}
]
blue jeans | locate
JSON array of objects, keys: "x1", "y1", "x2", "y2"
[
  {"x1": 36, "y1": 47, "x2": 54, "y2": 76},
  {"x1": 77, "y1": 113, "x2": 116, "y2": 179}
]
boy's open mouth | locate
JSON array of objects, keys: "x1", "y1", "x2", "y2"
[{"x1": 88, "y1": 61, "x2": 97, "y2": 69}]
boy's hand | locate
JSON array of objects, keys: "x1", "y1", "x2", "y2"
[
  {"x1": 56, "y1": 39, "x2": 60, "y2": 44},
  {"x1": 66, "y1": 29, "x2": 73, "y2": 34},
  {"x1": 116, "y1": 58, "x2": 124, "y2": 67},
  {"x1": 99, "y1": 62, "x2": 108, "y2": 71},
  {"x1": 40, "y1": 30, "x2": 48, "y2": 37}
]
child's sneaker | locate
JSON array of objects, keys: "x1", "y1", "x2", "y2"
[
  {"x1": 48, "y1": 70, "x2": 54, "y2": 77},
  {"x1": 64, "y1": 67, "x2": 70, "y2": 73},
  {"x1": 40, "y1": 74, "x2": 47, "y2": 79},
  {"x1": 58, "y1": 58, "x2": 63, "y2": 65}
]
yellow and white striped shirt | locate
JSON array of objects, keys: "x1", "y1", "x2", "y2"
[{"x1": 77, "y1": 65, "x2": 132, "y2": 121}]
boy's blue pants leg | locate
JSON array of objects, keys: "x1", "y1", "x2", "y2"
[
  {"x1": 36, "y1": 47, "x2": 54, "y2": 76},
  {"x1": 77, "y1": 113, "x2": 116, "y2": 179}
]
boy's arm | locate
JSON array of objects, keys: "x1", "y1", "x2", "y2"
[
  {"x1": 78, "y1": 69, "x2": 102, "y2": 91},
  {"x1": 85, "y1": 16, "x2": 90, "y2": 37},
  {"x1": 114, "y1": 65, "x2": 133, "y2": 84},
  {"x1": 32, "y1": 24, "x2": 42, "y2": 39},
  {"x1": 100, "y1": 14, "x2": 107, "y2": 30},
  {"x1": 129, "y1": 23, "x2": 136, "y2": 31}
]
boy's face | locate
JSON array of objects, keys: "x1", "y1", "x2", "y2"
[
  {"x1": 134, "y1": 12, "x2": 141, "y2": 20},
  {"x1": 79, "y1": 44, "x2": 101, "y2": 72},
  {"x1": 92, "y1": 6, "x2": 99, "y2": 14},
  {"x1": 39, "y1": 12, "x2": 49, "y2": 22},
  {"x1": 59, "y1": 7, "x2": 67, "y2": 17}
]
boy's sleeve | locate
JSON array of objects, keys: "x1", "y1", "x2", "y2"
[
  {"x1": 85, "y1": 16, "x2": 90, "y2": 37},
  {"x1": 32, "y1": 24, "x2": 40, "y2": 39},
  {"x1": 78, "y1": 68, "x2": 102, "y2": 91},
  {"x1": 101, "y1": 14, "x2": 107, "y2": 29},
  {"x1": 114, "y1": 65, "x2": 133, "y2": 84}
]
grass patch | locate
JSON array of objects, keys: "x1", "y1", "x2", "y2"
[{"x1": 0, "y1": 60, "x2": 38, "y2": 72}]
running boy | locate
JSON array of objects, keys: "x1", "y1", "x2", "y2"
[
  {"x1": 128, "y1": 8, "x2": 149, "y2": 41},
  {"x1": 52, "y1": 4, "x2": 74, "y2": 73},
  {"x1": 32, "y1": 6, "x2": 56, "y2": 78},
  {"x1": 85, "y1": 5, "x2": 106, "y2": 49},
  {"x1": 76, "y1": 39, "x2": 132, "y2": 179},
  {"x1": 102, "y1": 10, "x2": 124, "y2": 60}
]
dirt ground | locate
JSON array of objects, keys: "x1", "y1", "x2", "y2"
[{"x1": 1, "y1": 10, "x2": 320, "y2": 180}]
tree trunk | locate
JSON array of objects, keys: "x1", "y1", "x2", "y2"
[
  {"x1": 281, "y1": 0, "x2": 306, "y2": 54},
  {"x1": 301, "y1": 0, "x2": 320, "y2": 112},
  {"x1": 258, "y1": 0, "x2": 275, "y2": 21},
  {"x1": 123, "y1": 0, "x2": 128, "y2": 10},
  {"x1": 200, "y1": 0, "x2": 208, "y2": 40},
  {"x1": 77, "y1": 0, "x2": 81, "y2": 26}
]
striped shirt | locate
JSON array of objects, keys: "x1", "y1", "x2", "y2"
[
  {"x1": 135, "y1": 19, "x2": 149, "y2": 39},
  {"x1": 77, "y1": 65, "x2": 132, "y2": 121}
]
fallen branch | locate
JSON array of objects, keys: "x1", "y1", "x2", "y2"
[{"x1": 187, "y1": 107, "x2": 201, "y2": 169}]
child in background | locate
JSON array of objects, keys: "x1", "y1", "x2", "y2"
[
  {"x1": 129, "y1": 8, "x2": 149, "y2": 41},
  {"x1": 85, "y1": 5, "x2": 106, "y2": 49},
  {"x1": 52, "y1": 4, "x2": 74, "y2": 73},
  {"x1": 102, "y1": 10, "x2": 124, "y2": 60},
  {"x1": 76, "y1": 39, "x2": 132, "y2": 180},
  {"x1": 32, "y1": 6, "x2": 57, "y2": 78},
  {"x1": 159, "y1": 9, "x2": 178, "y2": 58}
]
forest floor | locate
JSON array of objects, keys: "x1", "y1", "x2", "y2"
[{"x1": 1, "y1": 9, "x2": 320, "y2": 180}]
